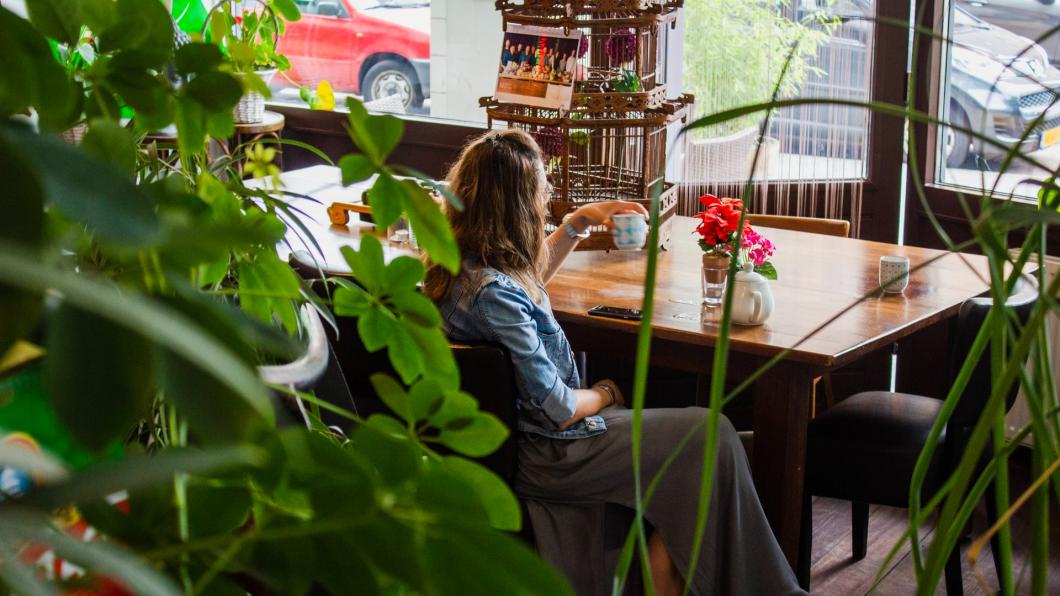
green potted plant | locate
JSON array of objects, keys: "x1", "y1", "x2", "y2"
[{"x1": 207, "y1": 0, "x2": 300, "y2": 123}]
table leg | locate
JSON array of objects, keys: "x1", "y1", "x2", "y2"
[{"x1": 752, "y1": 361, "x2": 814, "y2": 569}]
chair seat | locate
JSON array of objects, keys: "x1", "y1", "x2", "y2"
[{"x1": 807, "y1": 391, "x2": 946, "y2": 507}]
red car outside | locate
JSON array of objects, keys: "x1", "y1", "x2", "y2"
[{"x1": 278, "y1": 0, "x2": 430, "y2": 108}]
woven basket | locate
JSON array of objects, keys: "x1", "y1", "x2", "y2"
[
  {"x1": 234, "y1": 68, "x2": 277, "y2": 124},
  {"x1": 60, "y1": 122, "x2": 89, "y2": 145}
]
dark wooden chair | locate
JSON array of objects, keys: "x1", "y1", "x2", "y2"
[
  {"x1": 449, "y1": 342, "x2": 521, "y2": 484},
  {"x1": 798, "y1": 274, "x2": 1038, "y2": 594}
]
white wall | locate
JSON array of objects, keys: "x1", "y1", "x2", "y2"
[{"x1": 430, "y1": 0, "x2": 503, "y2": 124}]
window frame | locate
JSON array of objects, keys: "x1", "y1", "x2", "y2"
[
  {"x1": 906, "y1": 0, "x2": 1060, "y2": 252},
  {"x1": 268, "y1": 2, "x2": 915, "y2": 242}
]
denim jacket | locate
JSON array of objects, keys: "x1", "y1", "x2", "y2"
[{"x1": 436, "y1": 262, "x2": 607, "y2": 440}]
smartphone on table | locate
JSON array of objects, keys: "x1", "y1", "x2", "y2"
[{"x1": 587, "y1": 305, "x2": 642, "y2": 321}]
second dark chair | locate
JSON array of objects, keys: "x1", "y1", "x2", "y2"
[{"x1": 798, "y1": 274, "x2": 1038, "y2": 594}]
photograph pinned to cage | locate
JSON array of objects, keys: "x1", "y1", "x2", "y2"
[{"x1": 496, "y1": 24, "x2": 582, "y2": 110}]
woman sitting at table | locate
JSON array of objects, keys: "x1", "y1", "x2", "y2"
[{"x1": 425, "y1": 129, "x2": 804, "y2": 596}]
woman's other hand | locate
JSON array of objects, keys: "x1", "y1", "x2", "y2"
[
  {"x1": 569, "y1": 201, "x2": 648, "y2": 233},
  {"x1": 592, "y1": 378, "x2": 625, "y2": 409}
]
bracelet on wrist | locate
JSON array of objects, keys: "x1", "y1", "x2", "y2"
[{"x1": 595, "y1": 382, "x2": 616, "y2": 406}]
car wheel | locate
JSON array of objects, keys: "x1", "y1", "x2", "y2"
[
  {"x1": 362, "y1": 60, "x2": 423, "y2": 109},
  {"x1": 944, "y1": 99, "x2": 972, "y2": 168}
]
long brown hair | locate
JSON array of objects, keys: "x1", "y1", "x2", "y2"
[{"x1": 423, "y1": 129, "x2": 549, "y2": 303}]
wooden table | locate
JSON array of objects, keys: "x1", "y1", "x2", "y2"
[
  {"x1": 269, "y1": 166, "x2": 991, "y2": 567},
  {"x1": 546, "y1": 216, "x2": 990, "y2": 567}
]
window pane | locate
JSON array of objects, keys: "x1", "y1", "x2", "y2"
[
  {"x1": 251, "y1": 0, "x2": 505, "y2": 122},
  {"x1": 681, "y1": 0, "x2": 874, "y2": 221},
  {"x1": 936, "y1": 1, "x2": 1060, "y2": 201}
]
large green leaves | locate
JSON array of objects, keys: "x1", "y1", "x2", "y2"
[
  {"x1": 0, "y1": 136, "x2": 44, "y2": 354},
  {"x1": 0, "y1": 7, "x2": 78, "y2": 129},
  {"x1": 339, "y1": 97, "x2": 461, "y2": 273},
  {"x1": 440, "y1": 457, "x2": 520, "y2": 531},
  {"x1": 0, "y1": 122, "x2": 162, "y2": 246},
  {"x1": 344, "y1": 97, "x2": 404, "y2": 166},
  {"x1": 26, "y1": 0, "x2": 82, "y2": 45},
  {"x1": 333, "y1": 236, "x2": 458, "y2": 387},
  {"x1": 97, "y1": 0, "x2": 173, "y2": 63},
  {"x1": 398, "y1": 177, "x2": 460, "y2": 272},
  {"x1": 81, "y1": 118, "x2": 138, "y2": 174},
  {"x1": 237, "y1": 249, "x2": 302, "y2": 334},
  {"x1": 44, "y1": 303, "x2": 155, "y2": 451}
]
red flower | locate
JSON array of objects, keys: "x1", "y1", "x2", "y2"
[{"x1": 693, "y1": 194, "x2": 744, "y2": 250}]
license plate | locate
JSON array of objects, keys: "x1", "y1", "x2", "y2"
[{"x1": 1042, "y1": 125, "x2": 1060, "y2": 149}]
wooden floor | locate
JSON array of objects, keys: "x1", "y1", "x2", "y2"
[{"x1": 808, "y1": 495, "x2": 1060, "y2": 595}]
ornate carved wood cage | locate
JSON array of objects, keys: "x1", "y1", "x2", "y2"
[
  {"x1": 486, "y1": 0, "x2": 691, "y2": 250},
  {"x1": 496, "y1": 0, "x2": 681, "y2": 105},
  {"x1": 483, "y1": 97, "x2": 691, "y2": 250}
]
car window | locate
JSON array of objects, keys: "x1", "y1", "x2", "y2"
[
  {"x1": 295, "y1": 0, "x2": 350, "y2": 17},
  {"x1": 350, "y1": 0, "x2": 428, "y2": 9},
  {"x1": 953, "y1": 7, "x2": 987, "y2": 30}
]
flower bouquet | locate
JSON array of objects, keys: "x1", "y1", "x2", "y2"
[{"x1": 693, "y1": 194, "x2": 777, "y2": 279}]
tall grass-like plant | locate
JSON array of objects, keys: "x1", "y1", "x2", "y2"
[{"x1": 611, "y1": 6, "x2": 1059, "y2": 595}]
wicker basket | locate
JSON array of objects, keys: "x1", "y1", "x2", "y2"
[
  {"x1": 60, "y1": 122, "x2": 89, "y2": 145},
  {"x1": 233, "y1": 68, "x2": 277, "y2": 124}
]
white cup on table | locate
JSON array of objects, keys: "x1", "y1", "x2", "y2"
[
  {"x1": 611, "y1": 213, "x2": 647, "y2": 251},
  {"x1": 879, "y1": 255, "x2": 910, "y2": 293}
]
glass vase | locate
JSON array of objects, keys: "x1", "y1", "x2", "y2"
[{"x1": 701, "y1": 252, "x2": 730, "y2": 307}]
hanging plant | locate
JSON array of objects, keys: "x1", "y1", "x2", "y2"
[
  {"x1": 532, "y1": 126, "x2": 564, "y2": 161},
  {"x1": 605, "y1": 29, "x2": 637, "y2": 64}
]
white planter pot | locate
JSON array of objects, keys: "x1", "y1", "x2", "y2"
[
  {"x1": 234, "y1": 68, "x2": 278, "y2": 124},
  {"x1": 750, "y1": 136, "x2": 781, "y2": 179},
  {"x1": 685, "y1": 126, "x2": 759, "y2": 184}
]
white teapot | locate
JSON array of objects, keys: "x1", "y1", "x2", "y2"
[{"x1": 730, "y1": 261, "x2": 774, "y2": 326}]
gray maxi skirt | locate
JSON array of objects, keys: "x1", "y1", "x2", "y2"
[{"x1": 516, "y1": 407, "x2": 805, "y2": 596}]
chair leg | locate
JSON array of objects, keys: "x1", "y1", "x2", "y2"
[
  {"x1": 851, "y1": 501, "x2": 869, "y2": 561},
  {"x1": 798, "y1": 491, "x2": 812, "y2": 591},
  {"x1": 822, "y1": 371, "x2": 836, "y2": 410},
  {"x1": 944, "y1": 546, "x2": 964, "y2": 596}
]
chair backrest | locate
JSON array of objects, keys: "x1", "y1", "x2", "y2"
[
  {"x1": 288, "y1": 252, "x2": 521, "y2": 481},
  {"x1": 947, "y1": 274, "x2": 1039, "y2": 443},
  {"x1": 450, "y1": 342, "x2": 521, "y2": 484},
  {"x1": 745, "y1": 214, "x2": 851, "y2": 238}
]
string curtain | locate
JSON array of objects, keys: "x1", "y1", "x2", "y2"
[{"x1": 680, "y1": 0, "x2": 874, "y2": 238}]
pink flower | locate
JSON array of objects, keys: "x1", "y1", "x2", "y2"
[{"x1": 741, "y1": 227, "x2": 775, "y2": 266}]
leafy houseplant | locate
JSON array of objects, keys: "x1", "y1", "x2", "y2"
[
  {"x1": 0, "y1": 1, "x2": 571, "y2": 593},
  {"x1": 207, "y1": 0, "x2": 301, "y2": 123}
]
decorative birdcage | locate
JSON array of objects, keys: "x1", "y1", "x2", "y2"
[
  {"x1": 497, "y1": 0, "x2": 680, "y2": 106},
  {"x1": 488, "y1": 0, "x2": 691, "y2": 250},
  {"x1": 482, "y1": 96, "x2": 691, "y2": 250}
]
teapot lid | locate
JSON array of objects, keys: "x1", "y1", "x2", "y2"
[{"x1": 734, "y1": 260, "x2": 767, "y2": 284}]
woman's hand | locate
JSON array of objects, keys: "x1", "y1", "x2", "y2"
[
  {"x1": 568, "y1": 201, "x2": 648, "y2": 234},
  {"x1": 592, "y1": 378, "x2": 625, "y2": 409}
]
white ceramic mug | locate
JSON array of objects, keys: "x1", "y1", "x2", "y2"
[
  {"x1": 879, "y1": 255, "x2": 910, "y2": 293},
  {"x1": 611, "y1": 213, "x2": 647, "y2": 251}
]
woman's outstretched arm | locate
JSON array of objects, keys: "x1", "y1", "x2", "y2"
[{"x1": 540, "y1": 200, "x2": 648, "y2": 284}]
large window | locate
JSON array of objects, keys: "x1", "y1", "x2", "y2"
[
  {"x1": 680, "y1": 0, "x2": 877, "y2": 232},
  {"x1": 259, "y1": 0, "x2": 502, "y2": 122},
  {"x1": 935, "y1": 1, "x2": 1060, "y2": 202}
]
